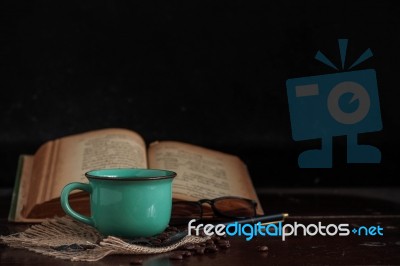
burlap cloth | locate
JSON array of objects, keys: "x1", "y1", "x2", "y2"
[{"x1": 0, "y1": 216, "x2": 209, "y2": 261}]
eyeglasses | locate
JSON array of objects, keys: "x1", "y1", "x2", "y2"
[{"x1": 171, "y1": 196, "x2": 258, "y2": 223}]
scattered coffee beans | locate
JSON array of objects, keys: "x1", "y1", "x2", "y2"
[
  {"x1": 128, "y1": 227, "x2": 237, "y2": 263},
  {"x1": 257, "y1": 245, "x2": 269, "y2": 252}
]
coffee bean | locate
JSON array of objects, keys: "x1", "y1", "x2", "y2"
[
  {"x1": 182, "y1": 251, "x2": 192, "y2": 257},
  {"x1": 206, "y1": 244, "x2": 217, "y2": 250},
  {"x1": 217, "y1": 240, "x2": 229, "y2": 246},
  {"x1": 206, "y1": 239, "x2": 214, "y2": 245},
  {"x1": 130, "y1": 258, "x2": 143, "y2": 265},
  {"x1": 257, "y1": 245, "x2": 269, "y2": 252},
  {"x1": 218, "y1": 243, "x2": 231, "y2": 249},
  {"x1": 158, "y1": 232, "x2": 169, "y2": 238},
  {"x1": 205, "y1": 246, "x2": 218, "y2": 253},
  {"x1": 195, "y1": 247, "x2": 205, "y2": 255},
  {"x1": 182, "y1": 243, "x2": 196, "y2": 250},
  {"x1": 157, "y1": 235, "x2": 167, "y2": 241}
]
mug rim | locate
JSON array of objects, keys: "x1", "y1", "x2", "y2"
[{"x1": 85, "y1": 168, "x2": 176, "y2": 181}]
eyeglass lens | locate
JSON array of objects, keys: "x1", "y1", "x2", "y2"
[{"x1": 171, "y1": 197, "x2": 255, "y2": 220}]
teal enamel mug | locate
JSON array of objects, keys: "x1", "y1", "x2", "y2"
[{"x1": 60, "y1": 168, "x2": 176, "y2": 238}]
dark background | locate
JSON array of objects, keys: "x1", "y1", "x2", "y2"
[{"x1": 1, "y1": 0, "x2": 399, "y2": 189}]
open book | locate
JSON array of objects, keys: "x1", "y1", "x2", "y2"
[{"x1": 9, "y1": 128, "x2": 263, "y2": 222}]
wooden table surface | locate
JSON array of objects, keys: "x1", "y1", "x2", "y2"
[{"x1": 1, "y1": 188, "x2": 400, "y2": 265}]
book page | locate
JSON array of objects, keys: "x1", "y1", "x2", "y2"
[
  {"x1": 21, "y1": 142, "x2": 55, "y2": 217},
  {"x1": 12, "y1": 155, "x2": 41, "y2": 222},
  {"x1": 148, "y1": 141, "x2": 263, "y2": 214},
  {"x1": 48, "y1": 128, "x2": 147, "y2": 200}
]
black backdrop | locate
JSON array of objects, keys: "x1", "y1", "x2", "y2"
[{"x1": 1, "y1": 0, "x2": 399, "y2": 188}]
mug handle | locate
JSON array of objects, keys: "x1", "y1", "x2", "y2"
[{"x1": 61, "y1": 182, "x2": 94, "y2": 226}]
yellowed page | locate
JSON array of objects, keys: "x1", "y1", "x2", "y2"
[
  {"x1": 17, "y1": 128, "x2": 147, "y2": 220},
  {"x1": 13, "y1": 155, "x2": 45, "y2": 222},
  {"x1": 47, "y1": 128, "x2": 147, "y2": 200},
  {"x1": 148, "y1": 141, "x2": 263, "y2": 214}
]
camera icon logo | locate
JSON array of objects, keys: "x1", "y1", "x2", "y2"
[{"x1": 286, "y1": 39, "x2": 382, "y2": 168}]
